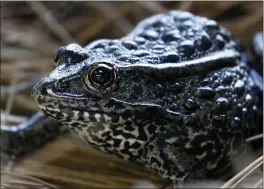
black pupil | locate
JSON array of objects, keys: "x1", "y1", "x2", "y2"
[{"x1": 90, "y1": 66, "x2": 112, "y2": 85}]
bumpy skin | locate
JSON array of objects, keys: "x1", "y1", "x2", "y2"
[{"x1": 31, "y1": 11, "x2": 262, "y2": 186}]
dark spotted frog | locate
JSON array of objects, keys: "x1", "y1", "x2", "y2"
[{"x1": 2, "y1": 11, "x2": 263, "y2": 187}]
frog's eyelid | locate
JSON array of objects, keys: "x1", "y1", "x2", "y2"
[{"x1": 118, "y1": 49, "x2": 239, "y2": 78}]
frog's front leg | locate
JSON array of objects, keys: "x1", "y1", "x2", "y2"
[
  {"x1": 1, "y1": 111, "x2": 65, "y2": 156},
  {"x1": 161, "y1": 142, "x2": 207, "y2": 188},
  {"x1": 153, "y1": 125, "x2": 243, "y2": 188}
]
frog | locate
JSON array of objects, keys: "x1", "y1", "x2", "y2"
[{"x1": 1, "y1": 10, "x2": 263, "y2": 187}]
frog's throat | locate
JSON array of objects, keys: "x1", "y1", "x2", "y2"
[{"x1": 118, "y1": 49, "x2": 240, "y2": 78}]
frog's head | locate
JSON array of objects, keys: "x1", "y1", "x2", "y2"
[
  {"x1": 32, "y1": 43, "x2": 168, "y2": 125},
  {"x1": 32, "y1": 11, "x2": 241, "y2": 126}
]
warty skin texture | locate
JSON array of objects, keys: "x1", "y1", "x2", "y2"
[{"x1": 30, "y1": 10, "x2": 263, "y2": 187}]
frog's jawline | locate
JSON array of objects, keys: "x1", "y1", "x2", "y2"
[{"x1": 118, "y1": 49, "x2": 239, "y2": 77}]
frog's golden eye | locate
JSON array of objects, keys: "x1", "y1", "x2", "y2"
[{"x1": 85, "y1": 62, "x2": 116, "y2": 90}]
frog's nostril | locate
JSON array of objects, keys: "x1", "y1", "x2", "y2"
[
  {"x1": 39, "y1": 85, "x2": 48, "y2": 95},
  {"x1": 32, "y1": 77, "x2": 55, "y2": 97}
]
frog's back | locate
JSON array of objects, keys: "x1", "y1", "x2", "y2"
[{"x1": 87, "y1": 11, "x2": 238, "y2": 66}]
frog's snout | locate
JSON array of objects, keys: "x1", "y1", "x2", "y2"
[{"x1": 32, "y1": 76, "x2": 56, "y2": 99}]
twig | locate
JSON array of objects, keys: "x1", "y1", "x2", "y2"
[
  {"x1": 2, "y1": 79, "x2": 17, "y2": 126},
  {"x1": 246, "y1": 133, "x2": 263, "y2": 143},
  {"x1": 221, "y1": 9, "x2": 262, "y2": 36},
  {"x1": 88, "y1": 2, "x2": 133, "y2": 34},
  {"x1": 1, "y1": 170, "x2": 58, "y2": 188},
  {"x1": 178, "y1": 1, "x2": 193, "y2": 11},
  {"x1": 1, "y1": 48, "x2": 37, "y2": 60},
  {"x1": 27, "y1": 1, "x2": 75, "y2": 44},
  {"x1": 76, "y1": 4, "x2": 133, "y2": 43},
  {"x1": 252, "y1": 178, "x2": 263, "y2": 188},
  {"x1": 221, "y1": 156, "x2": 263, "y2": 188},
  {"x1": 1, "y1": 112, "x2": 27, "y2": 124},
  {"x1": 231, "y1": 161, "x2": 262, "y2": 188},
  {"x1": 136, "y1": 1, "x2": 167, "y2": 13},
  {"x1": 1, "y1": 74, "x2": 46, "y2": 96}
]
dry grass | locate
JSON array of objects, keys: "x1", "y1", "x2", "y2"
[{"x1": 1, "y1": 1, "x2": 263, "y2": 188}]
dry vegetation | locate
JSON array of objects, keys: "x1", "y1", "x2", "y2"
[{"x1": 1, "y1": 1, "x2": 263, "y2": 188}]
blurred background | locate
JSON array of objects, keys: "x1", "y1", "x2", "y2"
[{"x1": 1, "y1": 1, "x2": 263, "y2": 188}]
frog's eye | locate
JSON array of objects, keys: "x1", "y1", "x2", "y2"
[
  {"x1": 54, "y1": 44, "x2": 89, "y2": 66},
  {"x1": 86, "y1": 63, "x2": 116, "y2": 90}
]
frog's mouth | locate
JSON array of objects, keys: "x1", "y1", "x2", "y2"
[
  {"x1": 35, "y1": 100, "x2": 130, "y2": 124},
  {"x1": 43, "y1": 106, "x2": 125, "y2": 124},
  {"x1": 35, "y1": 93, "x2": 165, "y2": 124}
]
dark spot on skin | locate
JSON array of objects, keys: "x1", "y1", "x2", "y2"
[
  {"x1": 213, "y1": 114, "x2": 226, "y2": 123},
  {"x1": 104, "y1": 101, "x2": 115, "y2": 109},
  {"x1": 111, "y1": 115, "x2": 119, "y2": 123},
  {"x1": 233, "y1": 117, "x2": 241, "y2": 127},
  {"x1": 168, "y1": 82, "x2": 183, "y2": 93},
  {"x1": 152, "y1": 20, "x2": 163, "y2": 28},
  {"x1": 37, "y1": 96, "x2": 46, "y2": 105},
  {"x1": 147, "y1": 124, "x2": 157, "y2": 134},
  {"x1": 169, "y1": 103, "x2": 178, "y2": 112},
  {"x1": 195, "y1": 33, "x2": 212, "y2": 51},
  {"x1": 184, "y1": 114, "x2": 199, "y2": 127},
  {"x1": 215, "y1": 34, "x2": 225, "y2": 49},
  {"x1": 89, "y1": 112, "x2": 96, "y2": 122},
  {"x1": 112, "y1": 138, "x2": 122, "y2": 148},
  {"x1": 140, "y1": 30, "x2": 159, "y2": 40},
  {"x1": 197, "y1": 86, "x2": 215, "y2": 99},
  {"x1": 133, "y1": 84, "x2": 143, "y2": 95},
  {"x1": 223, "y1": 72, "x2": 233, "y2": 84},
  {"x1": 114, "y1": 103, "x2": 126, "y2": 110},
  {"x1": 156, "y1": 84, "x2": 165, "y2": 96},
  {"x1": 99, "y1": 115, "x2": 105, "y2": 122},
  {"x1": 131, "y1": 142, "x2": 141, "y2": 149},
  {"x1": 118, "y1": 55, "x2": 129, "y2": 61},
  {"x1": 212, "y1": 114, "x2": 226, "y2": 127},
  {"x1": 125, "y1": 121, "x2": 132, "y2": 125},
  {"x1": 150, "y1": 156, "x2": 162, "y2": 167},
  {"x1": 160, "y1": 51, "x2": 180, "y2": 63},
  {"x1": 215, "y1": 97, "x2": 229, "y2": 112},
  {"x1": 178, "y1": 40, "x2": 195, "y2": 56},
  {"x1": 162, "y1": 30, "x2": 181, "y2": 42},
  {"x1": 148, "y1": 144, "x2": 154, "y2": 151},
  {"x1": 78, "y1": 111, "x2": 84, "y2": 120},
  {"x1": 184, "y1": 98, "x2": 197, "y2": 110},
  {"x1": 108, "y1": 45, "x2": 119, "y2": 52},
  {"x1": 134, "y1": 36, "x2": 146, "y2": 44},
  {"x1": 153, "y1": 45, "x2": 165, "y2": 50},
  {"x1": 93, "y1": 43, "x2": 105, "y2": 49},
  {"x1": 124, "y1": 125, "x2": 134, "y2": 132},
  {"x1": 155, "y1": 119, "x2": 168, "y2": 126},
  {"x1": 203, "y1": 20, "x2": 219, "y2": 33},
  {"x1": 122, "y1": 40, "x2": 138, "y2": 49},
  {"x1": 234, "y1": 80, "x2": 245, "y2": 96},
  {"x1": 122, "y1": 110, "x2": 131, "y2": 120},
  {"x1": 71, "y1": 122, "x2": 80, "y2": 127}
]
